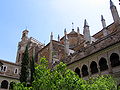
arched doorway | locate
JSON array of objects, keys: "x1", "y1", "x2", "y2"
[
  {"x1": 81, "y1": 65, "x2": 89, "y2": 77},
  {"x1": 99, "y1": 58, "x2": 108, "y2": 71},
  {"x1": 75, "y1": 67, "x2": 81, "y2": 77},
  {"x1": 110, "y1": 53, "x2": 120, "y2": 67},
  {"x1": 1, "y1": 80, "x2": 9, "y2": 89},
  {"x1": 90, "y1": 61, "x2": 98, "y2": 74}
]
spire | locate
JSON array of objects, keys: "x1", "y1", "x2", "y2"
[
  {"x1": 64, "y1": 28, "x2": 67, "y2": 35},
  {"x1": 101, "y1": 15, "x2": 108, "y2": 36},
  {"x1": 72, "y1": 22, "x2": 74, "y2": 31},
  {"x1": 110, "y1": 0, "x2": 114, "y2": 7},
  {"x1": 77, "y1": 27, "x2": 80, "y2": 34},
  {"x1": 83, "y1": 19, "x2": 91, "y2": 44},
  {"x1": 50, "y1": 32, "x2": 53, "y2": 41},
  {"x1": 110, "y1": 0, "x2": 120, "y2": 23},
  {"x1": 58, "y1": 34, "x2": 60, "y2": 41},
  {"x1": 84, "y1": 19, "x2": 89, "y2": 28},
  {"x1": 101, "y1": 15, "x2": 104, "y2": 21},
  {"x1": 101, "y1": 15, "x2": 106, "y2": 28}
]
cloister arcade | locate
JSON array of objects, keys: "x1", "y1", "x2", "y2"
[{"x1": 74, "y1": 53, "x2": 120, "y2": 78}]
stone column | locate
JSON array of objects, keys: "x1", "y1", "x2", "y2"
[
  {"x1": 88, "y1": 61, "x2": 91, "y2": 78},
  {"x1": 97, "y1": 58, "x2": 101, "y2": 75},
  {"x1": 107, "y1": 52, "x2": 113, "y2": 74}
]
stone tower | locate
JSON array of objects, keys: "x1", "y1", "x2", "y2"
[{"x1": 16, "y1": 30, "x2": 29, "y2": 64}]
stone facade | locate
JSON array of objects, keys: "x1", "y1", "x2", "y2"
[
  {"x1": 0, "y1": 59, "x2": 20, "y2": 89},
  {"x1": 0, "y1": 0, "x2": 120, "y2": 89}
]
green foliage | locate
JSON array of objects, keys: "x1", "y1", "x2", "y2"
[
  {"x1": 20, "y1": 45, "x2": 29, "y2": 83},
  {"x1": 30, "y1": 56, "x2": 35, "y2": 85},
  {"x1": 14, "y1": 57, "x2": 117, "y2": 90}
]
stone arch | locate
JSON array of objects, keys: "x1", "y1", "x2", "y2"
[
  {"x1": 90, "y1": 61, "x2": 98, "y2": 74},
  {"x1": 110, "y1": 53, "x2": 120, "y2": 67},
  {"x1": 99, "y1": 58, "x2": 108, "y2": 71},
  {"x1": 81, "y1": 65, "x2": 89, "y2": 77},
  {"x1": 9, "y1": 81, "x2": 15, "y2": 89},
  {"x1": 75, "y1": 67, "x2": 81, "y2": 77},
  {"x1": 1, "y1": 80, "x2": 9, "y2": 89}
]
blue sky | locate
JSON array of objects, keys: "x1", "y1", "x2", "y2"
[{"x1": 0, "y1": 0, "x2": 120, "y2": 63}]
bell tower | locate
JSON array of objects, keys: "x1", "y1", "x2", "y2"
[{"x1": 16, "y1": 29, "x2": 29, "y2": 64}]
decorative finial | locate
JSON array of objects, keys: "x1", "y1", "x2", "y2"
[
  {"x1": 58, "y1": 34, "x2": 60, "y2": 41},
  {"x1": 84, "y1": 19, "x2": 89, "y2": 28},
  {"x1": 110, "y1": 0, "x2": 114, "y2": 7},
  {"x1": 101, "y1": 15, "x2": 106, "y2": 28},
  {"x1": 50, "y1": 32, "x2": 53, "y2": 41},
  {"x1": 64, "y1": 28, "x2": 67, "y2": 35},
  {"x1": 72, "y1": 22, "x2": 74, "y2": 31},
  {"x1": 101, "y1": 15, "x2": 105, "y2": 21},
  {"x1": 77, "y1": 27, "x2": 80, "y2": 33}
]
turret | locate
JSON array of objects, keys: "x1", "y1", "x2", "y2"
[
  {"x1": 110, "y1": 0, "x2": 120, "y2": 23},
  {"x1": 83, "y1": 19, "x2": 91, "y2": 44},
  {"x1": 101, "y1": 15, "x2": 108, "y2": 36}
]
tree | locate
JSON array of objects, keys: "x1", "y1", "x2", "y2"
[
  {"x1": 14, "y1": 57, "x2": 117, "y2": 90},
  {"x1": 30, "y1": 56, "x2": 35, "y2": 85},
  {"x1": 20, "y1": 45, "x2": 29, "y2": 83}
]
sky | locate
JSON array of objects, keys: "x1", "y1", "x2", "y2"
[{"x1": 0, "y1": 0, "x2": 120, "y2": 63}]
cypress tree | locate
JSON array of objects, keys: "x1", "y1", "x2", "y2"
[
  {"x1": 20, "y1": 45, "x2": 29, "y2": 83},
  {"x1": 30, "y1": 56, "x2": 35, "y2": 85}
]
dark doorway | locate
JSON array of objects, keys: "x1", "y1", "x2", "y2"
[
  {"x1": 75, "y1": 67, "x2": 81, "y2": 77},
  {"x1": 1, "y1": 80, "x2": 9, "y2": 89},
  {"x1": 81, "y1": 65, "x2": 89, "y2": 77},
  {"x1": 110, "y1": 53, "x2": 120, "y2": 67},
  {"x1": 90, "y1": 61, "x2": 98, "y2": 74},
  {"x1": 99, "y1": 58, "x2": 108, "y2": 71}
]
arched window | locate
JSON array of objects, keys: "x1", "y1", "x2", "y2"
[
  {"x1": 90, "y1": 61, "x2": 98, "y2": 74},
  {"x1": 81, "y1": 65, "x2": 89, "y2": 77},
  {"x1": 14, "y1": 68, "x2": 18, "y2": 74},
  {"x1": 75, "y1": 67, "x2": 81, "y2": 77},
  {"x1": 1, "y1": 80, "x2": 9, "y2": 89},
  {"x1": 110, "y1": 53, "x2": 120, "y2": 67},
  {"x1": 99, "y1": 58, "x2": 108, "y2": 71},
  {"x1": 1, "y1": 65, "x2": 7, "y2": 72}
]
